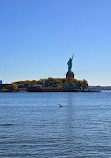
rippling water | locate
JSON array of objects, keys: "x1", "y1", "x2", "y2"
[{"x1": 0, "y1": 91, "x2": 111, "y2": 157}]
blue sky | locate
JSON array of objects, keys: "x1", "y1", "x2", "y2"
[{"x1": 0, "y1": 0, "x2": 111, "y2": 85}]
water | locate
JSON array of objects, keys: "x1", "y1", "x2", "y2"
[{"x1": 0, "y1": 91, "x2": 111, "y2": 157}]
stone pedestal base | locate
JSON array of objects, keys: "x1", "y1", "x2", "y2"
[{"x1": 66, "y1": 71, "x2": 74, "y2": 78}]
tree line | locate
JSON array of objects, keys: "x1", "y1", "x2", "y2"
[
  {"x1": 14, "y1": 78, "x2": 88, "y2": 89},
  {"x1": 0, "y1": 78, "x2": 88, "y2": 92}
]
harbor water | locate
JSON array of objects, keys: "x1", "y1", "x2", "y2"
[{"x1": 0, "y1": 91, "x2": 111, "y2": 157}]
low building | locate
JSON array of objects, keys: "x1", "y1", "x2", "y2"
[
  {"x1": 28, "y1": 85, "x2": 82, "y2": 92},
  {"x1": 62, "y1": 86, "x2": 82, "y2": 92},
  {"x1": 0, "y1": 84, "x2": 11, "y2": 91},
  {"x1": 28, "y1": 85, "x2": 43, "y2": 92}
]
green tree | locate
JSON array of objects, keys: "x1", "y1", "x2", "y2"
[
  {"x1": 81, "y1": 79, "x2": 88, "y2": 88},
  {"x1": 6, "y1": 84, "x2": 18, "y2": 91}
]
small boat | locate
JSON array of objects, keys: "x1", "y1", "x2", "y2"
[{"x1": 84, "y1": 88, "x2": 101, "y2": 92}]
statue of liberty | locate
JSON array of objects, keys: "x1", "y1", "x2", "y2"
[{"x1": 67, "y1": 54, "x2": 74, "y2": 72}]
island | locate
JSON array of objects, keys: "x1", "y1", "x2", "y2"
[{"x1": 1, "y1": 55, "x2": 101, "y2": 92}]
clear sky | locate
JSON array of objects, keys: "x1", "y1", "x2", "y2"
[{"x1": 0, "y1": 0, "x2": 111, "y2": 86}]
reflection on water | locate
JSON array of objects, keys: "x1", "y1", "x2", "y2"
[{"x1": 0, "y1": 92, "x2": 111, "y2": 157}]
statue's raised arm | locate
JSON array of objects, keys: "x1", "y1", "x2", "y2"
[{"x1": 72, "y1": 54, "x2": 74, "y2": 60}]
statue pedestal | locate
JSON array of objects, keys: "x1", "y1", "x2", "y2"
[{"x1": 66, "y1": 71, "x2": 74, "y2": 79}]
